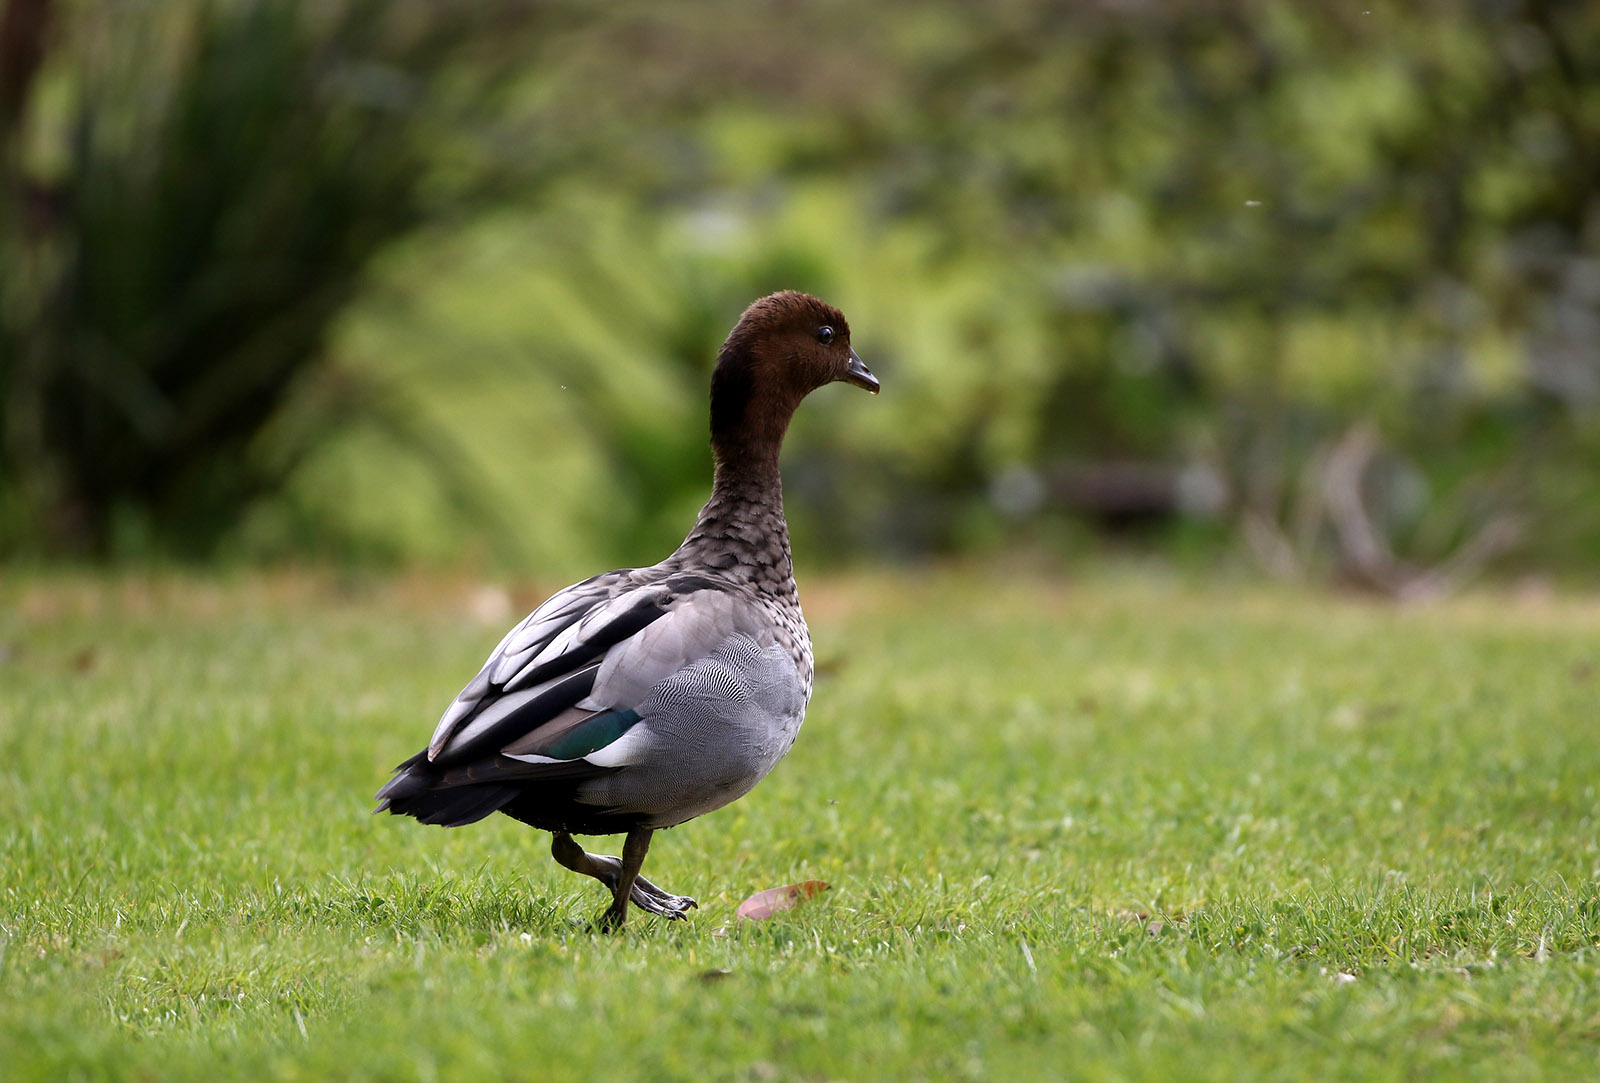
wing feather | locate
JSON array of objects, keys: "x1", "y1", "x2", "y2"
[
  {"x1": 424, "y1": 572, "x2": 765, "y2": 771},
  {"x1": 428, "y1": 571, "x2": 640, "y2": 760},
  {"x1": 431, "y1": 664, "x2": 600, "y2": 765},
  {"x1": 588, "y1": 590, "x2": 756, "y2": 708}
]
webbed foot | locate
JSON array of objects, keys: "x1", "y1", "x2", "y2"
[{"x1": 552, "y1": 829, "x2": 695, "y2": 926}]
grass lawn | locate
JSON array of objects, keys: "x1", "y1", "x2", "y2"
[{"x1": 2, "y1": 566, "x2": 1598, "y2": 1081}]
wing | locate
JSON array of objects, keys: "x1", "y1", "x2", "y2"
[{"x1": 425, "y1": 571, "x2": 755, "y2": 771}]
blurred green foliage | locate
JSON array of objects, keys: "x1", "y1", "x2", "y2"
[
  {"x1": 3, "y1": 0, "x2": 1598, "y2": 581},
  {"x1": 0, "y1": 0, "x2": 543, "y2": 556}
]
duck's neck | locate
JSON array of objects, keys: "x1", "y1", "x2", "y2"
[
  {"x1": 672, "y1": 442, "x2": 796, "y2": 597},
  {"x1": 703, "y1": 447, "x2": 786, "y2": 533}
]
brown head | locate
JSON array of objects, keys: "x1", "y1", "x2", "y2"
[{"x1": 709, "y1": 291, "x2": 877, "y2": 461}]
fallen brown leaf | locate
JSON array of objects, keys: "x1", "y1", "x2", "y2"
[{"x1": 736, "y1": 880, "x2": 829, "y2": 921}]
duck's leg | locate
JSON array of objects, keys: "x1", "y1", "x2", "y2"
[
  {"x1": 598, "y1": 828, "x2": 652, "y2": 930},
  {"x1": 549, "y1": 831, "x2": 698, "y2": 924}
]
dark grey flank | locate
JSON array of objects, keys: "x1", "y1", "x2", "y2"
[{"x1": 376, "y1": 290, "x2": 877, "y2": 929}]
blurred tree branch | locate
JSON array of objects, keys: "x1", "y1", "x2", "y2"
[{"x1": 0, "y1": 0, "x2": 50, "y2": 145}]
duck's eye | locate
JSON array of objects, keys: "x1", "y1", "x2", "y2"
[{"x1": 817, "y1": 326, "x2": 835, "y2": 345}]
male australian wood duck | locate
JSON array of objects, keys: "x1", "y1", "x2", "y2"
[{"x1": 376, "y1": 291, "x2": 877, "y2": 929}]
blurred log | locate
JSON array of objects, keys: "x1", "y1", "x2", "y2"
[
  {"x1": 1043, "y1": 460, "x2": 1227, "y2": 530},
  {"x1": 1047, "y1": 461, "x2": 1180, "y2": 528}
]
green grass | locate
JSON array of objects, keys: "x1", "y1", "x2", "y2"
[{"x1": 3, "y1": 567, "x2": 1599, "y2": 1081}]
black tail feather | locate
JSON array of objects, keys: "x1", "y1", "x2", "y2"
[
  {"x1": 375, "y1": 752, "x2": 519, "y2": 828},
  {"x1": 375, "y1": 748, "x2": 623, "y2": 832}
]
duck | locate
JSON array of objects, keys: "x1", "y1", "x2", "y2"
[{"x1": 376, "y1": 290, "x2": 878, "y2": 929}]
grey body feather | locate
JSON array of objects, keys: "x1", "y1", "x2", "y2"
[{"x1": 582, "y1": 631, "x2": 807, "y2": 826}]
